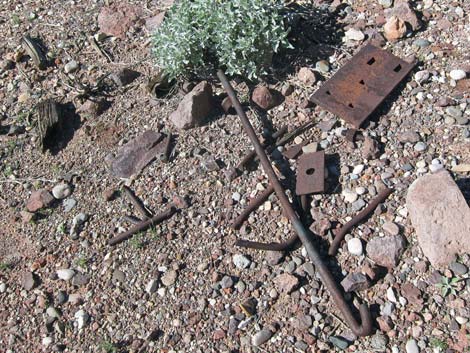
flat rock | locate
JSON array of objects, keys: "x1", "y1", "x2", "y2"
[
  {"x1": 169, "y1": 81, "x2": 213, "y2": 129},
  {"x1": 110, "y1": 68, "x2": 140, "y2": 87},
  {"x1": 110, "y1": 130, "x2": 166, "y2": 178},
  {"x1": 252, "y1": 329, "x2": 273, "y2": 346},
  {"x1": 366, "y1": 235, "x2": 406, "y2": 268},
  {"x1": 98, "y1": 3, "x2": 141, "y2": 38},
  {"x1": 161, "y1": 269, "x2": 177, "y2": 287},
  {"x1": 385, "y1": 0, "x2": 421, "y2": 30},
  {"x1": 341, "y1": 272, "x2": 370, "y2": 292},
  {"x1": 406, "y1": 170, "x2": 470, "y2": 268},
  {"x1": 26, "y1": 189, "x2": 54, "y2": 212},
  {"x1": 273, "y1": 273, "x2": 299, "y2": 294},
  {"x1": 21, "y1": 271, "x2": 39, "y2": 291},
  {"x1": 298, "y1": 67, "x2": 316, "y2": 85}
]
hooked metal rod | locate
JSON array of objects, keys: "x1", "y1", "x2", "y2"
[{"x1": 217, "y1": 69, "x2": 372, "y2": 337}]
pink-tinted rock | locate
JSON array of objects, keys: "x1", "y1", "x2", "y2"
[
  {"x1": 273, "y1": 273, "x2": 299, "y2": 294},
  {"x1": 406, "y1": 170, "x2": 470, "y2": 269},
  {"x1": 385, "y1": 0, "x2": 421, "y2": 31},
  {"x1": 340, "y1": 272, "x2": 370, "y2": 292},
  {"x1": 145, "y1": 12, "x2": 166, "y2": 32},
  {"x1": 383, "y1": 16, "x2": 406, "y2": 42},
  {"x1": 109, "y1": 131, "x2": 166, "y2": 178},
  {"x1": 26, "y1": 189, "x2": 54, "y2": 212},
  {"x1": 252, "y1": 86, "x2": 278, "y2": 110},
  {"x1": 169, "y1": 81, "x2": 213, "y2": 130},
  {"x1": 98, "y1": 3, "x2": 141, "y2": 39},
  {"x1": 366, "y1": 235, "x2": 406, "y2": 268}
]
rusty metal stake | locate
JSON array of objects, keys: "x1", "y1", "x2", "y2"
[
  {"x1": 329, "y1": 187, "x2": 394, "y2": 256},
  {"x1": 218, "y1": 69, "x2": 372, "y2": 337}
]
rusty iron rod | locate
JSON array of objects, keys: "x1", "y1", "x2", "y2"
[
  {"x1": 329, "y1": 187, "x2": 394, "y2": 256},
  {"x1": 218, "y1": 69, "x2": 372, "y2": 337},
  {"x1": 232, "y1": 184, "x2": 275, "y2": 230},
  {"x1": 108, "y1": 206, "x2": 176, "y2": 246},
  {"x1": 237, "y1": 126, "x2": 288, "y2": 170},
  {"x1": 122, "y1": 185, "x2": 152, "y2": 220}
]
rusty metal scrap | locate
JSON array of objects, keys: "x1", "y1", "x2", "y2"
[
  {"x1": 218, "y1": 69, "x2": 372, "y2": 337},
  {"x1": 310, "y1": 44, "x2": 415, "y2": 129},
  {"x1": 296, "y1": 150, "x2": 325, "y2": 196},
  {"x1": 328, "y1": 187, "x2": 394, "y2": 256}
]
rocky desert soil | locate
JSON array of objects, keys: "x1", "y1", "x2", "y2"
[{"x1": 1, "y1": 0, "x2": 470, "y2": 352}]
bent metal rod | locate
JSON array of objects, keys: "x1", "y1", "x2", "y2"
[{"x1": 217, "y1": 69, "x2": 372, "y2": 337}]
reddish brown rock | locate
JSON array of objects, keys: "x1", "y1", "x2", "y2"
[
  {"x1": 406, "y1": 170, "x2": 470, "y2": 269},
  {"x1": 26, "y1": 189, "x2": 54, "y2": 212},
  {"x1": 383, "y1": 16, "x2": 406, "y2": 42},
  {"x1": 98, "y1": 3, "x2": 141, "y2": 39},
  {"x1": 297, "y1": 67, "x2": 316, "y2": 85},
  {"x1": 145, "y1": 12, "x2": 166, "y2": 32},
  {"x1": 340, "y1": 273, "x2": 370, "y2": 292},
  {"x1": 169, "y1": 81, "x2": 213, "y2": 130},
  {"x1": 273, "y1": 273, "x2": 299, "y2": 294},
  {"x1": 366, "y1": 235, "x2": 406, "y2": 269},
  {"x1": 252, "y1": 86, "x2": 278, "y2": 110},
  {"x1": 385, "y1": 0, "x2": 421, "y2": 30}
]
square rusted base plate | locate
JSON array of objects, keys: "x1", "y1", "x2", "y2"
[
  {"x1": 309, "y1": 44, "x2": 415, "y2": 129},
  {"x1": 296, "y1": 150, "x2": 325, "y2": 196}
]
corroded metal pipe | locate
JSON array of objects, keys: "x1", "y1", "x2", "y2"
[
  {"x1": 218, "y1": 69, "x2": 372, "y2": 337},
  {"x1": 328, "y1": 187, "x2": 394, "y2": 256}
]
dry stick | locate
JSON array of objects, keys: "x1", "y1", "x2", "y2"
[
  {"x1": 328, "y1": 187, "x2": 394, "y2": 256},
  {"x1": 108, "y1": 206, "x2": 176, "y2": 246},
  {"x1": 122, "y1": 185, "x2": 152, "y2": 220}
]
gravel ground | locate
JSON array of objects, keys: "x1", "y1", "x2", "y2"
[{"x1": 1, "y1": 0, "x2": 470, "y2": 352}]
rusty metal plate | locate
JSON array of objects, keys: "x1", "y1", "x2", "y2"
[
  {"x1": 309, "y1": 44, "x2": 415, "y2": 129},
  {"x1": 296, "y1": 150, "x2": 325, "y2": 196}
]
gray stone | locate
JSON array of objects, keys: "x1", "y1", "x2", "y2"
[
  {"x1": 406, "y1": 170, "x2": 470, "y2": 268},
  {"x1": 220, "y1": 276, "x2": 234, "y2": 289},
  {"x1": 329, "y1": 336, "x2": 349, "y2": 350},
  {"x1": 252, "y1": 329, "x2": 273, "y2": 346},
  {"x1": 70, "y1": 213, "x2": 88, "y2": 239},
  {"x1": 383, "y1": 221, "x2": 400, "y2": 236},
  {"x1": 233, "y1": 254, "x2": 251, "y2": 269},
  {"x1": 110, "y1": 68, "x2": 140, "y2": 87},
  {"x1": 170, "y1": 81, "x2": 212, "y2": 129},
  {"x1": 414, "y1": 142, "x2": 427, "y2": 152},
  {"x1": 449, "y1": 262, "x2": 468, "y2": 275},
  {"x1": 341, "y1": 273, "x2": 370, "y2": 292},
  {"x1": 63, "y1": 198, "x2": 77, "y2": 212},
  {"x1": 446, "y1": 106, "x2": 463, "y2": 119},
  {"x1": 366, "y1": 235, "x2": 406, "y2": 268},
  {"x1": 352, "y1": 198, "x2": 366, "y2": 212},
  {"x1": 46, "y1": 306, "x2": 61, "y2": 318},
  {"x1": 110, "y1": 130, "x2": 167, "y2": 178},
  {"x1": 413, "y1": 39, "x2": 430, "y2": 48},
  {"x1": 21, "y1": 272, "x2": 39, "y2": 291},
  {"x1": 398, "y1": 131, "x2": 420, "y2": 143},
  {"x1": 72, "y1": 273, "x2": 90, "y2": 287},
  {"x1": 370, "y1": 333, "x2": 388, "y2": 352},
  {"x1": 266, "y1": 251, "x2": 285, "y2": 266},
  {"x1": 315, "y1": 60, "x2": 330, "y2": 74},
  {"x1": 146, "y1": 279, "x2": 159, "y2": 294}
]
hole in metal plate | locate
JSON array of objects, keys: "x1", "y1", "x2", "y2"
[
  {"x1": 367, "y1": 57, "x2": 375, "y2": 65},
  {"x1": 306, "y1": 168, "x2": 315, "y2": 175},
  {"x1": 394, "y1": 64, "x2": 402, "y2": 72}
]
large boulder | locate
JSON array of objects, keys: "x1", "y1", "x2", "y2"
[
  {"x1": 406, "y1": 170, "x2": 470, "y2": 269},
  {"x1": 169, "y1": 81, "x2": 213, "y2": 130}
]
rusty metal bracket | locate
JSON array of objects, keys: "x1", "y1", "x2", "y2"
[
  {"x1": 310, "y1": 44, "x2": 415, "y2": 129},
  {"x1": 296, "y1": 151, "x2": 325, "y2": 195},
  {"x1": 218, "y1": 69, "x2": 372, "y2": 337}
]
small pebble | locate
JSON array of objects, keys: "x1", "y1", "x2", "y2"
[
  {"x1": 352, "y1": 164, "x2": 365, "y2": 175},
  {"x1": 383, "y1": 221, "x2": 400, "y2": 236},
  {"x1": 56, "y1": 269, "x2": 75, "y2": 281},
  {"x1": 52, "y1": 183, "x2": 72, "y2": 199},
  {"x1": 342, "y1": 189, "x2": 358, "y2": 203},
  {"x1": 329, "y1": 336, "x2": 349, "y2": 350},
  {"x1": 345, "y1": 28, "x2": 365, "y2": 41},
  {"x1": 449, "y1": 69, "x2": 466, "y2": 81},
  {"x1": 252, "y1": 329, "x2": 273, "y2": 346},
  {"x1": 405, "y1": 339, "x2": 420, "y2": 353},
  {"x1": 64, "y1": 61, "x2": 79, "y2": 74},
  {"x1": 233, "y1": 254, "x2": 251, "y2": 269},
  {"x1": 414, "y1": 142, "x2": 427, "y2": 152},
  {"x1": 347, "y1": 238, "x2": 363, "y2": 256}
]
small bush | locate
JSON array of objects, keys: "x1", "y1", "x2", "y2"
[{"x1": 152, "y1": 0, "x2": 291, "y2": 80}]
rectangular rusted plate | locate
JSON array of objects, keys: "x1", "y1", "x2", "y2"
[
  {"x1": 309, "y1": 44, "x2": 415, "y2": 129},
  {"x1": 296, "y1": 150, "x2": 325, "y2": 196}
]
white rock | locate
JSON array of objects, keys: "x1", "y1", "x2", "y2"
[
  {"x1": 52, "y1": 183, "x2": 72, "y2": 199},
  {"x1": 302, "y1": 142, "x2": 318, "y2": 154},
  {"x1": 352, "y1": 164, "x2": 365, "y2": 175},
  {"x1": 42, "y1": 337, "x2": 53, "y2": 347},
  {"x1": 57, "y1": 269, "x2": 75, "y2": 281},
  {"x1": 232, "y1": 192, "x2": 241, "y2": 202},
  {"x1": 449, "y1": 69, "x2": 466, "y2": 81},
  {"x1": 345, "y1": 28, "x2": 365, "y2": 41},
  {"x1": 233, "y1": 254, "x2": 251, "y2": 269},
  {"x1": 342, "y1": 189, "x2": 358, "y2": 203},
  {"x1": 414, "y1": 70, "x2": 430, "y2": 84},
  {"x1": 405, "y1": 339, "x2": 420, "y2": 353},
  {"x1": 74, "y1": 309, "x2": 89, "y2": 329},
  {"x1": 416, "y1": 160, "x2": 427, "y2": 168},
  {"x1": 64, "y1": 60, "x2": 79, "y2": 73},
  {"x1": 456, "y1": 316, "x2": 468, "y2": 324},
  {"x1": 0, "y1": 282, "x2": 6, "y2": 293},
  {"x1": 356, "y1": 187, "x2": 367, "y2": 195},
  {"x1": 347, "y1": 238, "x2": 363, "y2": 256},
  {"x1": 387, "y1": 287, "x2": 398, "y2": 303}
]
